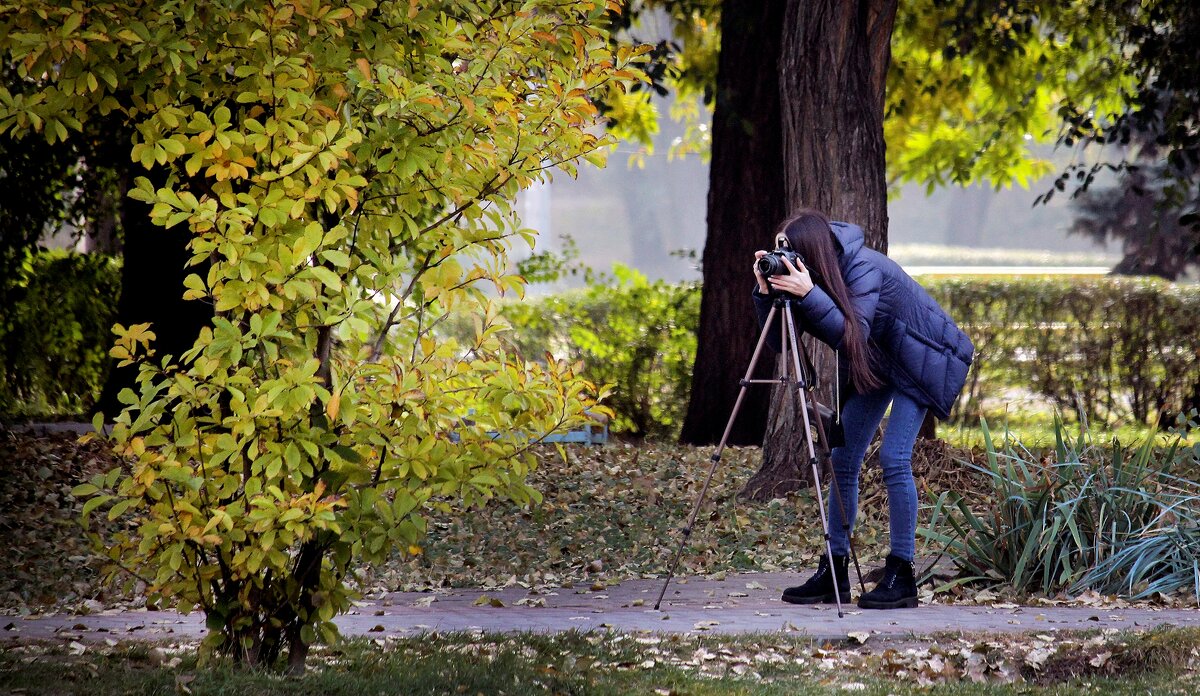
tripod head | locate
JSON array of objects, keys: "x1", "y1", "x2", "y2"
[{"x1": 769, "y1": 291, "x2": 804, "y2": 307}]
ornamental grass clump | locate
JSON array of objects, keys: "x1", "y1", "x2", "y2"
[{"x1": 924, "y1": 415, "x2": 1200, "y2": 601}]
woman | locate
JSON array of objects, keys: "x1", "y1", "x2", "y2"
[{"x1": 751, "y1": 209, "x2": 973, "y2": 610}]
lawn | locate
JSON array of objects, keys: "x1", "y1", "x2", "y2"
[{"x1": 4, "y1": 628, "x2": 1200, "y2": 695}]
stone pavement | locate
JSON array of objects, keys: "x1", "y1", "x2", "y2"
[{"x1": 5, "y1": 573, "x2": 1199, "y2": 645}]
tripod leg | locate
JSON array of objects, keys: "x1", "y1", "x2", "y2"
[
  {"x1": 653, "y1": 304, "x2": 781, "y2": 610},
  {"x1": 782, "y1": 304, "x2": 845, "y2": 617}
]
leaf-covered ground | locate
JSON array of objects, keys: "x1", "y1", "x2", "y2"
[
  {"x1": 0, "y1": 430, "x2": 127, "y2": 615},
  {"x1": 365, "y1": 438, "x2": 985, "y2": 597},
  {"x1": 0, "y1": 429, "x2": 1187, "y2": 617}
]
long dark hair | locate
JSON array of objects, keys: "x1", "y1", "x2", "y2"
[{"x1": 776, "y1": 209, "x2": 882, "y2": 393}]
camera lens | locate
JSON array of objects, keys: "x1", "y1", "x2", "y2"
[{"x1": 757, "y1": 254, "x2": 788, "y2": 277}]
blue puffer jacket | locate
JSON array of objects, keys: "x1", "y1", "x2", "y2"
[{"x1": 752, "y1": 221, "x2": 974, "y2": 420}]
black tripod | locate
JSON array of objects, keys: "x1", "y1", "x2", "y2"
[{"x1": 654, "y1": 295, "x2": 866, "y2": 617}]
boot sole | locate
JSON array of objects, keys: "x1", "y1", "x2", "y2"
[
  {"x1": 857, "y1": 596, "x2": 918, "y2": 610},
  {"x1": 781, "y1": 591, "x2": 850, "y2": 605}
]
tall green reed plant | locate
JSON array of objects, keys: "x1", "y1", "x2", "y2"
[{"x1": 923, "y1": 414, "x2": 1200, "y2": 602}]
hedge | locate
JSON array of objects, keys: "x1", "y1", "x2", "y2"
[
  {"x1": 493, "y1": 274, "x2": 1200, "y2": 436},
  {"x1": 7, "y1": 254, "x2": 1200, "y2": 432},
  {"x1": 0, "y1": 249, "x2": 121, "y2": 418},
  {"x1": 925, "y1": 277, "x2": 1200, "y2": 424},
  {"x1": 493, "y1": 265, "x2": 699, "y2": 439}
]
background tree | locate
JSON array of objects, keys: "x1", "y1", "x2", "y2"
[
  {"x1": 676, "y1": 0, "x2": 786, "y2": 455},
  {"x1": 744, "y1": 0, "x2": 898, "y2": 499},
  {"x1": 624, "y1": 0, "x2": 1197, "y2": 497},
  {"x1": 1, "y1": 66, "x2": 129, "y2": 414},
  {"x1": 0, "y1": 96, "x2": 79, "y2": 382},
  {"x1": 1069, "y1": 134, "x2": 1199, "y2": 280},
  {"x1": 2, "y1": 0, "x2": 637, "y2": 671}
]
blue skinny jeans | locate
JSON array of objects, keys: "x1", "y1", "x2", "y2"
[{"x1": 825, "y1": 388, "x2": 926, "y2": 562}]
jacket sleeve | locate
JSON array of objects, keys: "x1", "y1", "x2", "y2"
[
  {"x1": 795, "y1": 257, "x2": 881, "y2": 350},
  {"x1": 751, "y1": 287, "x2": 782, "y2": 352}
]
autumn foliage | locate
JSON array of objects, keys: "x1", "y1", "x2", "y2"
[{"x1": 0, "y1": 0, "x2": 642, "y2": 670}]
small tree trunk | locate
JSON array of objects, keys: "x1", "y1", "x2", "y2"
[
  {"x1": 284, "y1": 540, "x2": 325, "y2": 675},
  {"x1": 740, "y1": 373, "x2": 812, "y2": 500},
  {"x1": 918, "y1": 412, "x2": 937, "y2": 440}
]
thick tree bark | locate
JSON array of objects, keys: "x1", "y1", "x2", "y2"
[
  {"x1": 746, "y1": 0, "x2": 899, "y2": 501},
  {"x1": 679, "y1": 0, "x2": 788, "y2": 447},
  {"x1": 779, "y1": 0, "x2": 895, "y2": 246}
]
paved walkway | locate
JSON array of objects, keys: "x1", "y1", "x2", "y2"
[
  {"x1": 7, "y1": 425, "x2": 1200, "y2": 644},
  {"x1": 5, "y1": 574, "x2": 1199, "y2": 645}
]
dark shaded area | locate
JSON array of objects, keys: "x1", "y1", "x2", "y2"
[
  {"x1": 93, "y1": 168, "x2": 212, "y2": 418},
  {"x1": 679, "y1": 0, "x2": 787, "y2": 448}
]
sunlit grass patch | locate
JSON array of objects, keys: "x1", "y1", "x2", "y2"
[{"x1": 942, "y1": 408, "x2": 1187, "y2": 451}]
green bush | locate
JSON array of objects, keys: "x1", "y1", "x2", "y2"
[
  {"x1": 926, "y1": 276, "x2": 1200, "y2": 424},
  {"x1": 0, "y1": 249, "x2": 121, "y2": 418},
  {"x1": 495, "y1": 265, "x2": 699, "y2": 439},
  {"x1": 923, "y1": 415, "x2": 1200, "y2": 599}
]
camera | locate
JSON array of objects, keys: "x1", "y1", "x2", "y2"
[{"x1": 756, "y1": 248, "x2": 804, "y2": 277}]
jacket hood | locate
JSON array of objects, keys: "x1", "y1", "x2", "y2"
[{"x1": 830, "y1": 221, "x2": 865, "y2": 260}]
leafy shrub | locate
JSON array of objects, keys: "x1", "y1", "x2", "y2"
[
  {"x1": 926, "y1": 276, "x2": 1200, "y2": 424},
  {"x1": 497, "y1": 265, "x2": 699, "y2": 439},
  {"x1": 0, "y1": 249, "x2": 120, "y2": 418},
  {"x1": 30, "y1": 0, "x2": 638, "y2": 672},
  {"x1": 924, "y1": 415, "x2": 1200, "y2": 599}
]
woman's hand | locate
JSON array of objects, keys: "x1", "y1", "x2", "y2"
[{"x1": 765, "y1": 254, "x2": 814, "y2": 298}]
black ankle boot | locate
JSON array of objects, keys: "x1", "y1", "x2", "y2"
[
  {"x1": 781, "y1": 554, "x2": 850, "y2": 605},
  {"x1": 857, "y1": 554, "x2": 918, "y2": 609}
]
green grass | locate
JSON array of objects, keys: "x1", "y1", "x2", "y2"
[
  {"x1": 4, "y1": 629, "x2": 1200, "y2": 695},
  {"x1": 941, "y1": 409, "x2": 1185, "y2": 451}
]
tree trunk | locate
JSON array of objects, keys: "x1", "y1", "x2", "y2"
[
  {"x1": 679, "y1": 0, "x2": 788, "y2": 447},
  {"x1": 748, "y1": 0, "x2": 899, "y2": 501},
  {"x1": 94, "y1": 171, "x2": 213, "y2": 418},
  {"x1": 780, "y1": 0, "x2": 895, "y2": 249},
  {"x1": 284, "y1": 539, "x2": 326, "y2": 675}
]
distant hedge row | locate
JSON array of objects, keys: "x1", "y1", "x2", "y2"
[
  {"x1": 493, "y1": 273, "x2": 1200, "y2": 435},
  {"x1": 491, "y1": 265, "x2": 699, "y2": 440},
  {"x1": 8, "y1": 251, "x2": 1200, "y2": 431},
  {"x1": 925, "y1": 277, "x2": 1200, "y2": 424}
]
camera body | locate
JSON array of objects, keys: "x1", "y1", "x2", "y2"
[{"x1": 756, "y1": 248, "x2": 804, "y2": 277}]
